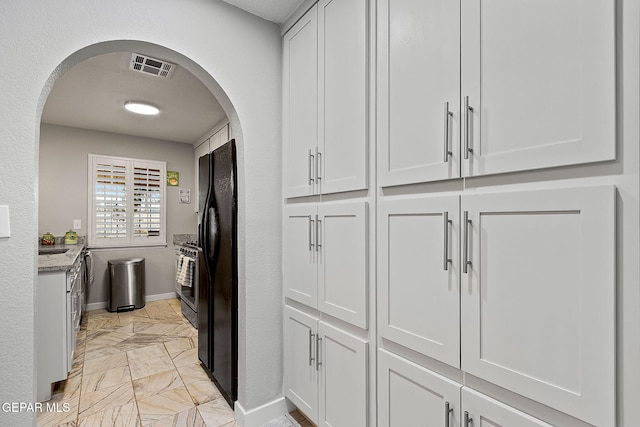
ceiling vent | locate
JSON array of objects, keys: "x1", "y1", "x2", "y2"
[{"x1": 129, "y1": 53, "x2": 176, "y2": 78}]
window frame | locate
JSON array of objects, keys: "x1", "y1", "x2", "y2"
[{"x1": 88, "y1": 153, "x2": 167, "y2": 248}]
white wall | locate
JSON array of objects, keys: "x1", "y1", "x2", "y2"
[
  {"x1": 39, "y1": 124, "x2": 197, "y2": 303},
  {"x1": 0, "y1": 1, "x2": 283, "y2": 426}
]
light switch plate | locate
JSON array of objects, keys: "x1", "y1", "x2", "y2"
[
  {"x1": 0, "y1": 205, "x2": 10, "y2": 238},
  {"x1": 73, "y1": 219, "x2": 81, "y2": 230}
]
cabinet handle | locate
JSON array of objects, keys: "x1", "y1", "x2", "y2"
[
  {"x1": 463, "y1": 211, "x2": 472, "y2": 273},
  {"x1": 316, "y1": 149, "x2": 322, "y2": 182},
  {"x1": 464, "y1": 96, "x2": 474, "y2": 160},
  {"x1": 309, "y1": 331, "x2": 315, "y2": 366},
  {"x1": 309, "y1": 216, "x2": 315, "y2": 251},
  {"x1": 444, "y1": 102, "x2": 453, "y2": 162},
  {"x1": 443, "y1": 212, "x2": 452, "y2": 271},
  {"x1": 315, "y1": 215, "x2": 322, "y2": 252},
  {"x1": 445, "y1": 401, "x2": 453, "y2": 427},
  {"x1": 316, "y1": 335, "x2": 322, "y2": 371},
  {"x1": 308, "y1": 149, "x2": 315, "y2": 185},
  {"x1": 464, "y1": 411, "x2": 472, "y2": 426}
]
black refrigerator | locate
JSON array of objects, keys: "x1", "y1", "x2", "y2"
[{"x1": 197, "y1": 139, "x2": 238, "y2": 407}]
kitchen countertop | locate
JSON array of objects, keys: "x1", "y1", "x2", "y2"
[{"x1": 38, "y1": 238, "x2": 86, "y2": 273}]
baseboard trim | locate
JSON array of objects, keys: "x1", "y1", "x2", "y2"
[
  {"x1": 235, "y1": 396, "x2": 290, "y2": 427},
  {"x1": 85, "y1": 292, "x2": 178, "y2": 312}
]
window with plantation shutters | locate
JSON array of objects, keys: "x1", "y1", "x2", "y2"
[{"x1": 89, "y1": 154, "x2": 166, "y2": 247}]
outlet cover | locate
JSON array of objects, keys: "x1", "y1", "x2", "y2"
[
  {"x1": 73, "y1": 219, "x2": 81, "y2": 230},
  {"x1": 0, "y1": 206, "x2": 10, "y2": 238}
]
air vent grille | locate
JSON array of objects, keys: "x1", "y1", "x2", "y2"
[{"x1": 129, "y1": 53, "x2": 176, "y2": 78}]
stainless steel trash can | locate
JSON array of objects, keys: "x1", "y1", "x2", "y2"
[{"x1": 108, "y1": 258, "x2": 145, "y2": 312}]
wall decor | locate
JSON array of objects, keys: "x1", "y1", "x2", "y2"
[{"x1": 167, "y1": 171, "x2": 179, "y2": 186}]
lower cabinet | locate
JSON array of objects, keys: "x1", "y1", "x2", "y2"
[
  {"x1": 36, "y1": 270, "x2": 69, "y2": 402},
  {"x1": 284, "y1": 305, "x2": 368, "y2": 427},
  {"x1": 378, "y1": 349, "x2": 553, "y2": 427},
  {"x1": 378, "y1": 349, "x2": 461, "y2": 427},
  {"x1": 378, "y1": 185, "x2": 616, "y2": 426}
]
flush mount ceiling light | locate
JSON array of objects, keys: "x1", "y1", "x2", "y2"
[{"x1": 124, "y1": 101, "x2": 160, "y2": 115}]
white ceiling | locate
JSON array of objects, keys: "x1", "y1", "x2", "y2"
[
  {"x1": 41, "y1": 52, "x2": 227, "y2": 145},
  {"x1": 221, "y1": 0, "x2": 305, "y2": 23},
  {"x1": 41, "y1": 1, "x2": 305, "y2": 145}
]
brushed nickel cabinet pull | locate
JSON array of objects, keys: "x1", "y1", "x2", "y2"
[
  {"x1": 316, "y1": 149, "x2": 322, "y2": 181},
  {"x1": 309, "y1": 216, "x2": 315, "y2": 251},
  {"x1": 309, "y1": 149, "x2": 315, "y2": 185},
  {"x1": 309, "y1": 331, "x2": 315, "y2": 366},
  {"x1": 444, "y1": 102, "x2": 453, "y2": 162},
  {"x1": 463, "y1": 211, "x2": 472, "y2": 273},
  {"x1": 316, "y1": 335, "x2": 322, "y2": 371},
  {"x1": 443, "y1": 212, "x2": 452, "y2": 271},
  {"x1": 315, "y1": 215, "x2": 322, "y2": 252},
  {"x1": 464, "y1": 96, "x2": 474, "y2": 160},
  {"x1": 464, "y1": 411, "x2": 472, "y2": 426},
  {"x1": 445, "y1": 401, "x2": 453, "y2": 427}
]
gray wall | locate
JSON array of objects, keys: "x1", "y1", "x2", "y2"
[{"x1": 39, "y1": 123, "x2": 197, "y2": 304}]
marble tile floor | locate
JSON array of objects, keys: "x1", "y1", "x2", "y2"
[{"x1": 37, "y1": 298, "x2": 239, "y2": 427}]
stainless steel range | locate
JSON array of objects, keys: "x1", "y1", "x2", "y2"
[{"x1": 176, "y1": 240, "x2": 201, "y2": 328}]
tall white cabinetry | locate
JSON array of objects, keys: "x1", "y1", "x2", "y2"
[
  {"x1": 284, "y1": 201, "x2": 368, "y2": 328},
  {"x1": 283, "y1": 0, "x2": 368, "y2": 197},
  {"x1": 375, "y1": 0, "x2": 617, "y2": 426},
  {"x1": 283, "y1": 1, "x2": 371, "y2": 426},
  {"x1": 378, "y1": 0, "x2": 615, "y2": 185},
  {"x1": 284, "y1": 307, "x2": 368, "y2": 427}
]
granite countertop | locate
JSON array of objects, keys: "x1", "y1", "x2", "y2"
[{"x1": 38, "y1": 237, "x2": 86, "y2": 273}]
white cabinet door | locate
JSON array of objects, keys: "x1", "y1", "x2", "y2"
[
  {"x1": 462, "y1": 388, "x2": 553, "y2": 427},
  {"x1": 378, "y1": 195, "x2": 460, "y2": 368},
  {"x1": 317, "y1": 201, "x2": 368, "y2": 328},
  {"x1": 461, "y1": 0, "x2": 615, "y2": 176},
  {"x1": 318, "y1": 321, "x2": 368, "y2": 427},
  {"x1": 284, "y1": 204, "x2": 318, "y2": 308},
  {"x1": 378, "y1": 0, "x2": 460, "y2": 186},
  {"x1": 284, "y1": 306, "x2": 319, "y2": 423},
  {"x1": 318, "y1": 0, "x2": 368, "y2": 194},
  {"x1": 284, "y1": 5, "x2": 318, "y2": 198},
  {"x1": 461, "y1": 186, "x2": 616, "y2": 427},
  {"x1": 378, "y1": 349, "x2": 461, "y2": 427}
]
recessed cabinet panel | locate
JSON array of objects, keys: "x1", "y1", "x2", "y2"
[
  {"x1": 284, "y1": 204, "x2": 318, "y2": 307},
  {"x1": 378, "y1": 0, "x2": 461, "y2": 186},
  {"x1": 318, "y1": 202, "x2": 368, "y2": 328},
  {"x1": 284, "y1": 6, "x2": 318, "y2": 198},
  {"x1": 319, "y1": 0, "x2": 368, "y2": 194},
  {"x1": 378, "y1": 195, "x2": 460, "y2": 368},
  {"x1": 461, "y1": 186, "x2": 616, "y2": 427},
  {"x1": 378, "y1": 349, "x2": 461, "y2": 427},
  {"x1": 284, "y1": 306, "x2": 319, "y2": 423},
  {"x1": 318, "y1": 321, "x2": 368, "y2": 427},
  {"x1": 461, "y1": 0, "x2": 615, "y2": 176},
  {"x1": 462, "y1": 388, "x2": 553, "y2": 427}
]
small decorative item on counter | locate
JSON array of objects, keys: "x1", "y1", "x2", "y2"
[
  {"x1": 64, "y1": 230, "x2": 78, "y2": 245},
  {"x1": 41, "y1": 232, "x2": 55, "y2": 245}
]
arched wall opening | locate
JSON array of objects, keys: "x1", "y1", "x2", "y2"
[
  {"x1": 34, "y1": 36, "x2": 282, "y2": 427},
  {"x1": 0, "y1": 4, "x2": 284, "y2": 425}
]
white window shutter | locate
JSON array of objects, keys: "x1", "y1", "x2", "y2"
[
  {"x1": 88, "y1": 154, "x2": 166, "y2": 247},
  {"x1": 132, "y1": 161, "x2": 165, "y2": 243}
]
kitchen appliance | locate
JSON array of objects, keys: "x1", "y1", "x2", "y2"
[
  {"x1": 176, "y1": 241, "x2": 201, "y2": 328},
  {"x1": 197, "y1": 139, "x2": 238, "y2": 407}
]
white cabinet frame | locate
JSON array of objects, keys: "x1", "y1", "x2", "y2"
[
  {"x1": 461, "y1": 186, "x2": 616, "y2": 427},
  {"x1": 284, "y1": 201, "x2": 369, "y2": 329},
  {"x1": 378, "y1": 195, "x2": 460, "y2": 368}
]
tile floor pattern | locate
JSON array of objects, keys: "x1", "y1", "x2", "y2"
[{"x1": 37, "y1": 299, "x2": 240, "y2": 427}]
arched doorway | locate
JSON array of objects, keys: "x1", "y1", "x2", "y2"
[{"x1": 36, "y1": 40, "x2": 242, "y2": 425}]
